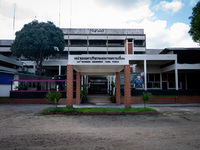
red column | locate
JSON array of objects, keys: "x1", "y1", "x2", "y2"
[
  {"x1": 66, "y1": 65, "x2": 73, "y2": 107},
  {"x1": 116, "y1": 72, "x2": 121, "y2": 105},
  {"x1": 124, "y1": 65, "x2": 131, "y2": 108},
  {"x1": 76, "y1": 72, "x2": 81, "y2": 105}
]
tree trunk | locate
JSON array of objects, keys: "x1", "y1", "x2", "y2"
[{"x1": 35, "y1": 58, "x2": 44, "y2": 75}]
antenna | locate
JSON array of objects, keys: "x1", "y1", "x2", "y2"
[
  {"x1": 13, "y1": 3, "x2": 16, "y2": 38},
  {"x1": 59, "y1": 0, "x2": 61, "y2": 27},
  {"x1": 70, "y1": 0, "x2": 72, "y2": 28}
]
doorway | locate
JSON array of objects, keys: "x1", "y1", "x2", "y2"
[{"x1": 88, "y1": 76, "x2": 108, "y2": 94}]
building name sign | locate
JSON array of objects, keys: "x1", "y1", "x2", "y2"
[
  {"x1": 88, "y1": 29, "x2": 106, "y2": 34},
  {"x1": 69, "y1": 55, "x2": 129, "y2": 65}
]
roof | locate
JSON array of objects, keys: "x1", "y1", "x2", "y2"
[
  {"x1": 160, "y1": 47, "x2": 200, "y2": 54},
  {"x1": 146, "y1": 49, "x2": 163, "y2": 55},
  {"x1": 61, "y1": 28, "x2": 144, "y2": 35}
]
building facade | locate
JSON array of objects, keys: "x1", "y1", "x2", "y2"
[{"x1": 0, "y1": 28, "x2": 200, "y2": 106}]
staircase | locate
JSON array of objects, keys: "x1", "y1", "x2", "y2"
[{"x1": 86, "y1": 94, "x2": 112, "y2": 105}]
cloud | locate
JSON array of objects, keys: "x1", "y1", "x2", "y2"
[
  {"x1": 129, "y1": 19, "x2": 198, "y2": 48},
  {"x1": 97, "y1": 0, "x2": 151, "y2": 10},
  {"x1": 0, "y1": 0, "x2": 198, "y2": 48},
  {"x1": 0, "y1": 1, "x2": 36, "y2": 20},
  {"x1": 155, "y1": 0, "x2": 184, "y2": 14}
]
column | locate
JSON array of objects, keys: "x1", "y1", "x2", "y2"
[
  {"x1": 58, "y1": 65, "x2": 61, "y2": 75},
  {"x1": 144, "y1": 60, "x2": 147, "y2": 91},
  {"x1": 175, "y1": 60, "x2": 179, "y2": 90},
  {"x1": 116, "y1": 72, "x2": 121, "y2": 105},
  {"x1": 81, "y1": 75, "x2": 83, "y2": 90},
  {"x1": 33, "y1": 62, "x2": 36, "y2": 75},
  {"x1": 113, "y1": 75, "x2": 116, "y2": 94},
  {"x1": 125, "y1": 39, "x2": 128, "y2": 55},
  {"x1": 185, "y1": 73, "x2": 188, "y2": 90},
  {"x1": 66, "y1": 65, "x2": 73, "y2": 107},
  {"x1": 76, "y1": 72, "x2": 81, "y2": 105},
  {"x1": 124, "y1": 65, "x2": 131, "y2": 108}
]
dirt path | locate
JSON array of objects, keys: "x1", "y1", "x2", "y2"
[{"x1": 0, "y1": 104, "x2": 200, "y2": 150}]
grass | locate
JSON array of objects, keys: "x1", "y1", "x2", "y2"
[{"x1": 42, "y1": 107, "x2": 157, "y2": 114}]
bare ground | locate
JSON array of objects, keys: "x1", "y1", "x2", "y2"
[{"x1": 0, "y1": 104, "x2": 200, "y2": 150}]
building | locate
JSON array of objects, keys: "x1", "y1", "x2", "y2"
[{"x1": 0, "y1": 28, "x2": 200, "y2": 106}]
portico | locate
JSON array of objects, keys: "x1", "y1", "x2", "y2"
[{"x1": 65, "y1": 54, "x2": 177, "y2": 108}]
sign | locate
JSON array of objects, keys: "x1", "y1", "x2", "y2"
[
  {"x1": 120, "y1": 72, "x2": 145, "y2": 89},
  {"x1": 88, "y1": 29, "x2": 106, "y2": 34},
  {"x1": 68, "y1": 55, "x2": 129, "y2": 65}
]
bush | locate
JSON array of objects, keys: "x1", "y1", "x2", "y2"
[
  {"x1": 140, "y1": 92, "x2": 152, "y2": 108},
  {"x1": 45, "y1": 92, "x2": 62, "y2": 107},
  {"x1": 81, "y1": 84, "x2": 88, "y2": 103}
]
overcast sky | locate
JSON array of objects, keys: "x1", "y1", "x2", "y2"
[{"x1": 0, "y1": 0, "x2": 199, "y2": 49}]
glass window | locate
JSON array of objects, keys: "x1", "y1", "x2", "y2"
[
  {"x1": 169, "y1": 82, "x2": 175, "y2": 88},
  {"x1": 147, "y1": 82, "x2": 152, "y2": 88},
  {"x1": 89, "y1": 40, "x2": 106, "y2": 46},
  {"x1": 149, "y1": 74, "x2": 154, "y2": 82},
  {"x1": 70, "y1": 40, "x2": 87, "y2": 46},
  {"x1": 153, "y1": 83, "x2": 160, "y2": 88},
  {"x1": 134, "y1": 40, "x2": 144, "y2": 46},
  {"x1": 155, "y1": 74, "x2": 160, "y2": 81},
  {"x1": 108, "y1": 40, "x2": 124, "y2": 46}
]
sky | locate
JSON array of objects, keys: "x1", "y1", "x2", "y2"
[{"x1": 0, "y1": 0, "x2": 199, "y2": 49}]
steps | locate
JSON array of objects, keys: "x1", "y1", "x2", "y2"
[{"x1": 86, "y1": 94, "x2": 112, "y2": 105}]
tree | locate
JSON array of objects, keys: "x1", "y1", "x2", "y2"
[
  {"x1": 189, "y1": 1, "x2": 200, "y2": 44},
  {"x1": 11, "y1": 20, "x2": 65, "y2": 75},
  {"x1": 140, "y1": 92, "x2": 152, "y2": 108}
]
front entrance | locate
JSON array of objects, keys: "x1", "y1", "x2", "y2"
[{"x1": 88, "y1": 76, "x2": 108, "y2": 94}]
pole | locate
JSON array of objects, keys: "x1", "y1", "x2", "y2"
[{"x1": 13, "y1": 3, "x2": 16, "y2": 38}]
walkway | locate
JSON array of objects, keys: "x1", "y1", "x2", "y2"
[{"x1": 86, "y1": 94, "x2": 112, "y2": 105}]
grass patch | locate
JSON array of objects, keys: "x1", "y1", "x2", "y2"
[
  {"x1": 42, "y1": 107, "x2": 157, "y2": 114},
  {"x1": 130, "y1": 95, "x2": 200, "y2": 97},
  {"x1": 0, "y1": 97, "x2": 10, "y2": 99}
]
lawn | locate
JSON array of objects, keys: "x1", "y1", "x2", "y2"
[{"x1": 42, "y1": 107, "x2": 157, "y2": 115}]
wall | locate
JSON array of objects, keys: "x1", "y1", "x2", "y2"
[
  {"x1": 120, "y1": 96, "x2": 200, "y2": 104},
  {"x1": 0, "y1": 85, "x2": 11, "y2": 97}
]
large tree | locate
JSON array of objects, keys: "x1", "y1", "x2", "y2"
[
  {"x1": 11, "y1": 20, "x2": 65, "y2": 75},
  {"x1": 189, "y1": 1, "x2": 200, "y2": 44}
]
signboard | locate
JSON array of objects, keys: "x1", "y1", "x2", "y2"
[
  {"x1": 68, "y1": 55, "x2": 129, "y2": 65},
  {"x1": 88, "y1": 29, "x2": 106, "y2": 34},
  {"x1": 120, "y1": 72, "x2": 144, "y2": 89}
]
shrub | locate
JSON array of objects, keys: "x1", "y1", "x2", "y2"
[
  {"x1": 81, "y1": 84, "x2": 88, "y2": 103},
  {"x1": 45, "y1": 92, "x2": 62, "y2": 107},
  {"x1": 140, "y1": 92, "x2": 152, "y2": 108}
]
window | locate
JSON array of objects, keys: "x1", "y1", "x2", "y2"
[
  {"x1": 128, "y1": 39, "x2": 132, "y2": 42},
  {"x1": 64, "y1": 40, "x2": 68, "y2": 46},
  {"x1": 134, "y1": 51, "x2": 145, "y2": 54},
  {"x1": 108, "y1": 40, "x2": 124, "y2": 46},
  {"x1": 70, "y1": 40, "x2": 87, "y2": 46},
  {"x1": 134, "y1": 40, "x2": 144, "y2": 46},
  {"x1": 147, "y1": 73, "x2": 160, "y2": 88},
  {"x1": 89, "y1": 40, "x2": 106, "y2": 46}
]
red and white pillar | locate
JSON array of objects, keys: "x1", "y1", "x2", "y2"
[
  {"x1": 124, "y1": 65, "x2": 131, "y2": 108},
  {"x1": 116, "y1": 72, "x2": 121, "y2": 105},
  {"x1": 66, "y1": 65, "x2": 73, "y2": 107},
  {"x1": 76, "y1": 72, "x2": 81, "y2": 105}
]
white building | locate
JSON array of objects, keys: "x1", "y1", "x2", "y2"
[{"x1": 0, "y1": 28, "x2": 200, "y2": 102}]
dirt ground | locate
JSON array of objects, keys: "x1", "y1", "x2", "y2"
[{"x1": 0, "y1": 104, "x2": 200, "y2": 150}]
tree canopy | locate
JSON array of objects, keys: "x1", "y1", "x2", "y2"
[
  {"x1": 11, "y1": 20, "x2": 65, "y2": 75},
  {"x1": 189, "y1": 1, "x2": 200, "y2": 44}
]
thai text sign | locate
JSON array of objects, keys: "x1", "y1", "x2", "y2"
[{"x1": 68, "y1": 55, "x2": 129, "y2": 65}]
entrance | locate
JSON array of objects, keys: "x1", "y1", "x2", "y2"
[{"x1": 88, "y1": 76, "x2": 107, "y2": 94}]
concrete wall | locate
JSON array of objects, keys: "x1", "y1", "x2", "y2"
[{"x1": 0, "y1": 85, "x2": 11, "y2": 97}]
